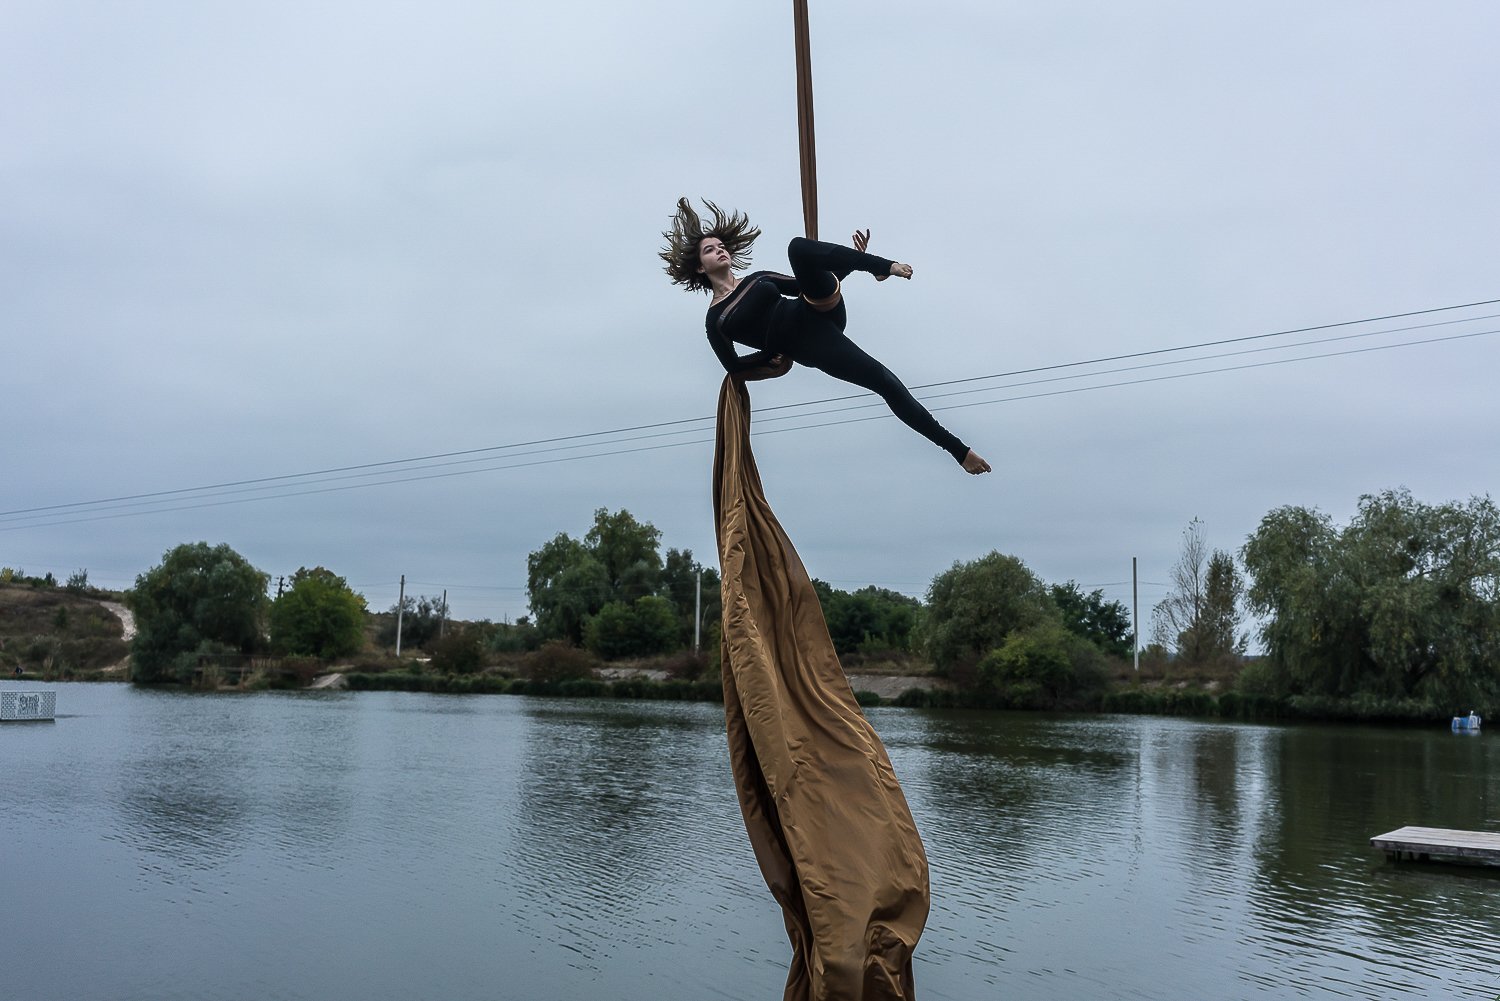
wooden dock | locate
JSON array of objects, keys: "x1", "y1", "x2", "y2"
[{"x1": 1371, "y1": 826, "x2": 1500, "y2": 865}]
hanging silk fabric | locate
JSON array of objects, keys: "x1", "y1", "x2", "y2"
[
  {"x1": 792, "y1": 0, "x2": 819, "y2": 241},
  {"x1": 713, "y1": 372, "x2": 930, "y2": 1000}
]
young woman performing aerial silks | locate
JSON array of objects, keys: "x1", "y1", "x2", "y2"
[{"x1": 661, "y1": 198, "x2": 992, "y2": 474}]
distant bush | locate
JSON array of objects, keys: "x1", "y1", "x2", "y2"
[
  {"x1": 429, "y1": 627, "x2": 484, "y2": 675},
  {"x1": 978, "y1": 622, "x2": 1109, "y2": 709},
  {"x1": 269, "y1": 567, "x2": 366, "y2": 660},
  {"x1": 892, "y1": 687, "x2": 965, "y2": 709},
  {"x1": 376, "y1": 593, "x2": 448, "y2": 651},
  {"x1": 661, "y1": 651, "x2": 709, "y2": 681},
  {"x1": 584, "y1": 596, "x2": 679, "y2": 659},
  {"x1": 0, "y1": 568, "x2": 57, "y2": 588},
  {"x1": 343, "y1": 652, "x2": 409, "y2": 674},
  {"x1": 485, "y1": 619, "x2": 541, "y2": 654},
  {"x1": 924, "y1": 552, "x2": 1057, "y2": 675},
  {"x1": 523, "y1": 641, "x2": 597, "y2": 683}
]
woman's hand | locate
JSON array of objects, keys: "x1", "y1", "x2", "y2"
[
  {"x1": 739, "y1": 354, "x2": 793, "y2": 382},
  {"x1": 853, "y1": 229, "x2": 889, "y2": 281}
]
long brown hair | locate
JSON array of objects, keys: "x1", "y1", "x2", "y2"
[{"x1": 659, "y1": 197, "x2": 760, "y2": 293}]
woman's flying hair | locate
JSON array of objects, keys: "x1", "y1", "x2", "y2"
[{"x1": 660, "y1": 197, "x2": 761, "y2": 293}]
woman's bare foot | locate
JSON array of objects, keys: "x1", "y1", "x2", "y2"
[
  {"x1": 854, "y1": 228, "x2": 907, "y2": 281},
  {"x1": 961, "y1": 449, "x2": 992, "y2": 475}
]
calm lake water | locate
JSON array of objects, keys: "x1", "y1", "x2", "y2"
[{"x1": 2, "y1": 682, "x2": 1496, "y2": 1001}]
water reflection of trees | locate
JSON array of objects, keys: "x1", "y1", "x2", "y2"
[
  {"x1": 114, "y1": 692, "x2": 358, "y2": 872},
  {"x1": 892, "y1": 712, "x2": 1139, "y2": 899},
  {"x1": 507, "y1": 699, "x2": 747, "y2": 971},
  {"x1": 1244, "y1": 726, "x2": 1500, "y2": 987}
]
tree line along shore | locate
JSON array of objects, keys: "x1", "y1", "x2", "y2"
[{"x1": 4, "y1": 487, "x2": 1496, "y2": 725}]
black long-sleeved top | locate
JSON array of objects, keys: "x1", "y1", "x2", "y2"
[
  {"x1": 702, "y1": 240, "x2": 969, "y2": 463},
  {"x1": 704, "y1": 245, "x2": 896, "y2": 374},
  {"x1": 704, "y1": 271, "x2": 800, "y2": 374}
]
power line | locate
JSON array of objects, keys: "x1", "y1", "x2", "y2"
[
  {"x1": 3, "y1": 312, "x2": 1496, "y2": 532},
  {"x1": 746, "y1": 312, "x2": 1499, "y2": 426},
  {"x1": 5, "y1": 297, "x2": 1494, "y2": 521},
  {"x1": 3, "y1": 311, "x2": 1480, "y2": 526},
  {"x1": 5, "y1": 325, "x2": 1494, "y2": 531}
]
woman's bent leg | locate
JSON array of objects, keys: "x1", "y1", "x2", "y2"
[
  {"x1": 786, "y1": 237, "x2": 896, "y2": 302},
  {"x1": 788, "y1": 324, "x2": 969, "y2": 464}
]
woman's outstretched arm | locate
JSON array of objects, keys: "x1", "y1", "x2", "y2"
[{"x1": 707, "y1": 326, "x2": 776, "y2": 374}]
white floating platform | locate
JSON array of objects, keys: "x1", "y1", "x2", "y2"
[
  {"x1": 1371, "y1": 826, "x2": 1500, "y2": 865},
  {"x1": 1, "y1": 690, "x2": 57, "y2": 722}
]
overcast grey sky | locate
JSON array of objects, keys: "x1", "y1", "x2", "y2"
[{"x1": 4, "y1": 1, "x2": 1497, "y2": 632}]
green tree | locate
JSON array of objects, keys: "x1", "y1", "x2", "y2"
[
  {"x1": 269, "y1": 566, "x2": 367, "y2": 659},
  {"x1": 484, "y1": 616, "x2": 541, "y2": 654},
  {"x1": 129, "y1": 542, "x2": 269, "y2": 683},
  {"x1": 527, "y1": 508, "x2": 671, "y2": 646},
  {"x1": 584, "y1": 595, "x2": 680, "y2": 659},
  {"x1": 978, "y1": 620, "x2": 1109, "y2": 708},
  {"x1": 1153, "y1": 518, "x2": 1245, "y2": 666},
  {"x1": 660, "y1": 547, "x2": 720, "y2": 649},
  {"x1": 1243, "y1": 489, "x2": 1500, "y2": 705},
  {"x1": 430, "y1": 626, "x2": 484, "y2": 674},
  {"x1": 377, "y1": 593, "x2": 449, "y2": 651},
  {"x1": 812, "y1": 581, "x2": 922, "y2": 656},
  {"x1": 924, "y1": 551, "x2": 1057, "y2": 675},
  {"x1": 1050, "y1": 580, "x2": 1133, "y2": 659},
  {"x1": 527, "y1": 533, "x2": 609, "y2": 644},
  {"x1": 585, "y1": 508, "x2": 663, "y2": 600}
]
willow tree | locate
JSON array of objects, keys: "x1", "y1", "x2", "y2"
[
  {"x1": 129, "y1": 542, "x2": 268, "y2": 683},
  {"x1": 1242, "y1": 489, "x2": 1500, "y2": 705}
]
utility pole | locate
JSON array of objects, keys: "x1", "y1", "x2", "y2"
[
  {"x1": 276, "y1": 575, "x2": 285, "y2": 599},
  {"x1": 439, "y1": 589, "x2": 447, "y2": 639},
  {"x1": 396, "y1": 574, "x2": 406, "y2": 657},
  {"x1": 694, "y1": 567, "x2": 703, "y2": 654},
  {"x1": 1132, "y1": 557, "x2": 1139, "y2": 673}
]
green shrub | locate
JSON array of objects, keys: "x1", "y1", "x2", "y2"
[
  {"x1": 430, "y1": 628, "x2": 484, "y2": 675},
  {"x1": 523, "y1": 641, "x2": 597, "y2": 683},
  {"x1": 978, "y1": 622, "x2": 1109, "y2": 709},
  {"x1": 558, "y1": 678, "x2": 607, "y2": 698},
  {"x1": 486, "y1": 619, "x2": 541, "y2": 653},
  {"x1": 269, "y1": 567, "x2": 366, "y2": 660},
  {"x1": 924, "y1": 552, "x2": 1057, "y2": 675},
  {"x1": 584, "y1": 596, "x2": 680, "y2": 659},
  {"x1": 661, "y1": 651, "x2": 709, "y2": 681},
  {"x1": 1101, "y1": 689, "x2": 1159, "y2": 714}
]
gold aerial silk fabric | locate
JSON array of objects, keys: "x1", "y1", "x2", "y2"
[
  {"x1": 792, "y1": 0, "x2": 818, "y2": 241},
  {"x1": 714, "y1": 374, "x2": 929, "y2": 1001}
]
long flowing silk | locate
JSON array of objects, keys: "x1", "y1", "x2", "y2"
[{"x1": 714, "y1": 374, "x2": 929, "y2": 1000}]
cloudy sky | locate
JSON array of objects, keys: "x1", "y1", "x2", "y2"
[{"x1": 4, "y1": 1, "x2": 1497, "y2": 636}]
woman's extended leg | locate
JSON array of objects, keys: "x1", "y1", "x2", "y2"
[{"x1": 785, "y1": 321, "x2": 972, "y2": 465}]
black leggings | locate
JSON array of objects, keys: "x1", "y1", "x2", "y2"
[{"x1": 776, "y1": 238, "x2": 970, "y2": 464}]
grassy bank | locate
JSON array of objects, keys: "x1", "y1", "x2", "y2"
[
  {"x1": 338, "y1": 670, "x2": 890, "y2": 707},
  {"x1": 0, "y1": 582, "x2": 130, "y2": 680},
  {"x1": 888, "y1": 683, "x2": 1491, "y2": 725},
  {"x1": 335, "y1": 661, "x2": 1479, "y2": 726}
]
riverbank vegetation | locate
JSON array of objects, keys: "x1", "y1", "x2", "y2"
[
  {"x1": 0, "y1": 570, "x2": 129, "y2": 679},
  {"x1": 8, "y1": 487, "x2": 1495, "y2": 724}
]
